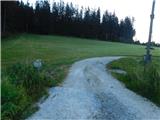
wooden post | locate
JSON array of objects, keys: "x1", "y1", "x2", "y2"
[{"x1": 145, "y1": 0, "x2": 156, "y2": 63}]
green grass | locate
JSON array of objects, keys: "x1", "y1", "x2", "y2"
[
  {"x1": 2, "y1": 34, "x2": 160, "y2": 68},
  {"x1": 2, "y1": 62, "x2": 69, "y2": 120},
  {"x1": 108, "y1": 57, "x2": 160, "y2": 106},
  {"x1": 2, "y1": 34, "x2": 160, "y2": 119}
]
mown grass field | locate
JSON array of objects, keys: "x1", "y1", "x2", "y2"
[
  {"x1": 2, "y1": 34, "x2": 160, "y2": 68},
  {"x1": 1, "y1": 34, "x2": 160, "y2": 119}
]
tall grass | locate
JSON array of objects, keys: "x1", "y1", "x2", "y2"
[
  {"x1": 108, "y1": 57, "x2": 160, "y2": 106},
  {"x1": 2, "y1": 80, "x2": 30, "y2": 120},
  {"x1": 1, "y1": 62, "x2": 69, "y2": 119},
  {"x1": 7, "y1": 63, "x2": 51, "y2": 100}
]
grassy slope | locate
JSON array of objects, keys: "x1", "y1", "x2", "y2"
[
  {"x1": 108, "y1": 57, "x2": 160, "y2": 106},
  {"x1": 2, "y1": 34, "x2": 160, "y2": 68},
  {"x1": 2, "y1": 34, "x2": 160, "y2": 119}
]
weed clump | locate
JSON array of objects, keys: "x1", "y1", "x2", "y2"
[
  {"x1": 1, "y1": 79, "x2": 30, "y2": 120},
  {"x1": 7, "y1": 63, "x2": 51, "y2": 100},
  {"x1": 1, "y1": 63, "x2": 53, "y2": 120}
]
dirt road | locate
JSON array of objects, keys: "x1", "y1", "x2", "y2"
[{"x1": 28, "y1": 57, "x2": 160, "y2": 120}]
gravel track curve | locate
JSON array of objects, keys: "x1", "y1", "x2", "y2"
[{"x1": 28, "y1": 57, "x2": 160, "y2": 120}]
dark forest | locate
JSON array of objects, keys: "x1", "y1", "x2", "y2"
[{"x1": 1, "y1": 0, "x2": 136, "y2": 43}]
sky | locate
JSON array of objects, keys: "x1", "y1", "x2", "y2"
[{"x1": 23, "y1": 0, "x2": 160, "y2": 43}]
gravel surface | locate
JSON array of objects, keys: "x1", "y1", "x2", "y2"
[{"x1": 28, "y1": 57, "x2": 160, "y2": 120}]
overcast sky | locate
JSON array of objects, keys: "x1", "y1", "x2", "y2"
[{"x1": 24, "y1": 0, "x2": 160, "y2": 43}]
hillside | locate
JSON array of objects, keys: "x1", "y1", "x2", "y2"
[
  {"x1": 2, "y1": 34, "x2": 160, "y2": 119},
  {"x1": 2, "y1": 34, "x2": 160, "y2": 68}
]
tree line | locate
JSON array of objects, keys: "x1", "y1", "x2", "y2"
[{"x1": 1, "y1": 0, "x2": 136, "y2": 43}]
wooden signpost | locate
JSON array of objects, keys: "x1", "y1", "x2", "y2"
[{"x1": 144, "y1": 0, "x2": 156, "y2": 63}]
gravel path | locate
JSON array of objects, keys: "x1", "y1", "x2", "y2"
[{"x1": 28, "y1": 57, "x2": 160, "y2": 120}]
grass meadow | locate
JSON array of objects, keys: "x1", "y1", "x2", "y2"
[
  {"x1": 108, "y1": 57, "x2": 160, "y2": 106},
  {"x1": 2, "y1": 34, "x2": 160, "y2": 119},
  {"x1": 2, "y1": 34, "x2": 160, "y2": 68}
]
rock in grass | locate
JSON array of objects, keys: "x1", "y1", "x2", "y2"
[{"x1": 33, "y1": 59, "x2": 42, "y2": 70}]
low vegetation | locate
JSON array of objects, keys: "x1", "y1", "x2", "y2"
[
  {"x1": 2, "y1": 34, "x2": 160, "y2": 68},
  {"x1": 108, "y1": 57, "x2": 160, "y2": 106},
  {"x1": 2, "y1": 63, "x2": 69, "y2": 120},
  {"x1": 2, "y1": 34, "x2": 160, "y2": 119}
]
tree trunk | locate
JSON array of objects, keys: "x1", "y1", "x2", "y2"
[
  {"x1": 26, "y1": 23, "x2": 28, "y2": 33},
  {"x1": 3, "y1": 7, "x2": 6, "y2": 33}
]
